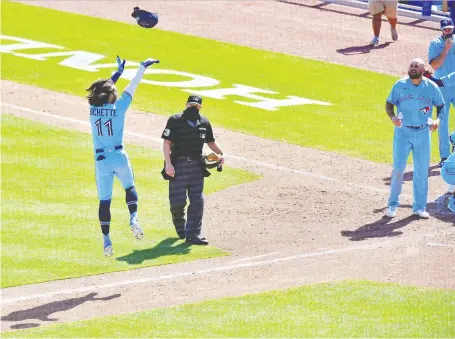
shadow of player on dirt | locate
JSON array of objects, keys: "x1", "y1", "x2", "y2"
[
  {"x1": 341, "y1": 197, "x2": 454, "y2": 241},
  {"x1": 382, "y1": 165, "x2": 441, "y2": 186},
  {"x1": 336, "y1": 42, "x2": 392, "y2": 55},
  {"x1": 1, "y1": 292, "x2": 120, "y2": 328},
  {"x1": 116, "y1": 237, "x2": 192, "y2": 265},
  {"x1": 341, "y1": 214, "x2": 416, "y2": 241}
]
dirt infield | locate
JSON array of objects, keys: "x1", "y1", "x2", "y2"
[{"x1": 2, "y1": 0, "x2": 454, "y2": 332}]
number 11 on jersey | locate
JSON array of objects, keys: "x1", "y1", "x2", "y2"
[{"x1": 95, "y1": 118, "x2": 113, "y2": 136}]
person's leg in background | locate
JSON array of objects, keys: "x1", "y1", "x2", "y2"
[
  {"x1": 369, "y1": 0, "x2": 384, "y2": 45},
  {"x1": 384, "y1": 0, "x2": 399, "y2": 41}
]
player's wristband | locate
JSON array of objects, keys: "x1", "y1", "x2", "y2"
[{"x1": 110, "y1": 71, "x2": 122, "y2": 84}]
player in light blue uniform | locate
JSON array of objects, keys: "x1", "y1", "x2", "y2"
[
  {"x1": 86, "y1": 55, "x2": 160, "y2": 256},
  {"x1": 441, "y1": 153, "x2": 455, "y2": 212},
  {"x1": 428, "y1": 18, "x2": 455, "y2": 166},
  {"x1": 385, "y1": 58, "x2": 445, "y2": 219},
  {"x1": 424, "y1": 69, "x2": 455, "y2": 197}
]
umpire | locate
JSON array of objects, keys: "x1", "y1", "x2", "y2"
[{"x1": 161, "y1": 95, "x2": 225, "y2": 245}]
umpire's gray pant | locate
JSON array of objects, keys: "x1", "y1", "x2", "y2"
[{"x1": 169, "y1": 157, "x2": 204, "y2": 238}]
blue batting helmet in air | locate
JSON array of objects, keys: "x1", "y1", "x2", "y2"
[{"x1": 131, "y1": 7, "x2": 158, "y2": 29}]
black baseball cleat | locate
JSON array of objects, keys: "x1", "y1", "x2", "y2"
[
  {"x1": 185, "y1": 236, "x2": 209, "y2": 245},
  {"x1": 438, "y1": 157, "x2": 447, "y2": 168}
]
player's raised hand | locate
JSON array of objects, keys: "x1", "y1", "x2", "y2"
[
  {"x1": 141, "y1": 58, "x2": 160, "y2": 68},
  {"x1": 116, "y1": 55, "x2": 126, "y2": 74}
]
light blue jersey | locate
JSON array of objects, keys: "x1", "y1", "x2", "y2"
[
  {"x1": 441, "y1": 71, "x2": 455, "y2": 87},
  {"x1": 89, "y1": 91, "x2": 132, "y2": 152},
  {"x1": 387, "y1": 77, "x2": 444, "y2": 213},
  {"x1": 90, "y1": 64, "x2": 146, "y2": 201},
  {"x1": 428, "y1": 36, "x2": 455, "y2": 79},
  {"x1": 387, "y1": 77, "x2": 444, "y2": 126},
  {"x1": 429, "y1": 36, "x2": 455, "y2": 159}
]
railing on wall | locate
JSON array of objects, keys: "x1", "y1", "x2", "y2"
[{"x1": 323, "y1": 0, "x2": 450, "y2": 23}]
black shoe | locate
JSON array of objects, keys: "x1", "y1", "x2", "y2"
[
  {"x1": 186, "y1": 236, "x2": 209, "y2": 245},
  {"x1": 438, "y1": 157, "x2": 447, "y2": 168},
  {"x1": 175, "y1": 227, "x2": 186, "y2": 240}
]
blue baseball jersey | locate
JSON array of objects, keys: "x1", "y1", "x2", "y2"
[
  {"x1": 428, "y1": 36, "x2": 455, "y2": 78},
  {"x1": 89, "y1": 91, "x2": 132, "y2": 151},
  {"x1": 387, "y1": 77, "x2": 444, "y2": 126},
  {"x1": 442, "y1": 71, "x2": 455, "y2": 87}
]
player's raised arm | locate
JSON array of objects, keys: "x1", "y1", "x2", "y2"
[
  {"x1": 124, "y1": 58, "x2": 160, "y2": 98},
  {"x1": 110, "y1": 55, "x2": 126, "y2": 84}
]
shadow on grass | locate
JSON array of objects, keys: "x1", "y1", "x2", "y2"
[
  {"x1": 1, "y1": 293, "x2": 120, "y2": 329},
  {"x1": 116, "y1": 237, "x2": 192, "y2": 265}
]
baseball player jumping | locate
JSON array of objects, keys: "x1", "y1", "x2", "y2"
[{"x1": 86, "y1": 55, "x2": 160, "y2": 256}]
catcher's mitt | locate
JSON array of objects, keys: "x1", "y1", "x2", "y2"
[{"x1": 203, "y1": 152, "x2": 221, "y2": 169}]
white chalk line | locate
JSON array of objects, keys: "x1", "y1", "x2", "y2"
[
  {"x1": 229, "y1": 251, "x2": 281, "y2": 263},
  {"x1": 427, "y1": 242, "x2": 455, "y2": 248},
  {"x1": 1, "y1": 103, "x2": 390, "y2": 194},
  {"x1": 2, "y1": 244, "x2": 375, "y2": 304}
]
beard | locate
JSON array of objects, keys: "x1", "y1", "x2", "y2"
[{"x1": 408, "y1": 70, "x2": 422, "y2": 79}]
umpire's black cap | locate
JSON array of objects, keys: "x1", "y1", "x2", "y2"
[
  {"x1": 187, "y1": 95, "x2": 203, "y2": 106},
  {"x1": 131, "y1": 7, "x2": 158, "y2": 29}
]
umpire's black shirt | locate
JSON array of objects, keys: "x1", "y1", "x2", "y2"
[{"x1": 161, "y1": 111, "x2": 215, "y2": 158}]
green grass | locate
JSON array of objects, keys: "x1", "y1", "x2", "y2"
[
  {"x1": 2, "y1": 280, "x2": 454, "y2": 338},
  {"x1": 0, "y1": 115, "x2": 260, "y2": 288},
  {"x1": 2, "y1": 1, "x2": 453, "y2": 163}
]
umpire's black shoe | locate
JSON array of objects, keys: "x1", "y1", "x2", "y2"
[
  {"x1": 175, "y1": 227, "x2": 186, "y2": 240},
  {"x1": 186, "y1": 236, "x2": 209, "y2": 245},
  {"x1": 438, "y1": 157, "x2": 447, "y2": 168}
]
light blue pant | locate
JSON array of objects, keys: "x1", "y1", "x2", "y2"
[
  {"x1": 388, "y1": 126, "x2": 431, "y2": 212},
  {"x1": 95, "y1": 150, "x2": 135, "y2": 201},
  {"x1": 438, "y1": 87, "x2": 455, "y2": 159}
]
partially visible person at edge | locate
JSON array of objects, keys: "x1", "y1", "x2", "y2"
[
  {"x1": 428, "y1": 18, "x2": 455, "y2": 167},
  {"x1": 368, "y1": 0, "x2": 399, "y2": 46},
  {"x1": 424, "y1": 69, "x2": 455, "y2": 196},
  {"x1": 442, "y1": 0, "x2": 455, "y2": 24}
]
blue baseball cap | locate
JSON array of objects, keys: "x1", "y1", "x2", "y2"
[
  {"x1": 440, "y1": 18, "x2": 454, "y2": 30},
  {"x1": 131, "y1": 7, "x2": 158, "y2": 29}
]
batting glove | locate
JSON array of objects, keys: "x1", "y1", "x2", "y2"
[
  {"x1": 110, "y1": 55, "x2": 126, "y2": 84},
  {"x1": 116, "y1": 55, "x2": 126, "y2": 73},
  {"x1": 141, "y1": 58, "x2": 160, "y2": 68}
]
